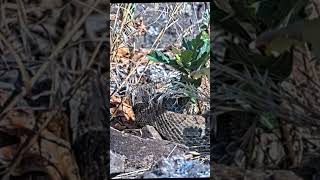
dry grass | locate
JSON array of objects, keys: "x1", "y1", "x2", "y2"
[
  {"x1": 0, "y1": 0, "x2": 108, "y2": 179},
  {"x1": 110, "y1": 3, "x2": 210, "y2": 107}
]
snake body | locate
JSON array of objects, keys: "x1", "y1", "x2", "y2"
[{"x1": 133, "y1": 102, "x2": 210, "y2": 155}]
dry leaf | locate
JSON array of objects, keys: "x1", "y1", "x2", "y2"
[
  {"x1": 110, "y1": 95, "x2": 135, "y2": 121},
  {"x1": 115, "y1": 47, "x2": 130, "y2": 58},
  {"x1": 0, "y1": 111, "x2": 80, "y2": 180},
  {"x1": 0, "y1": 108, "x2": 35, "y2": 130}
]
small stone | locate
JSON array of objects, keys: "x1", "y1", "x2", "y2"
[
  {"x1": 110, "y1": 151, "x2": 126, "y2": 174},
  {"x1": 142, "y1": 155, "x2": 210, "y2": 178},
  {"x1": 142, "y1": 125, "x2": 163, "y2": 140}
]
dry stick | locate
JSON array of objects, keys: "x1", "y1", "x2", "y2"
[
  {"x1": 17, "y1": 0, "x2": 33, "y2": 39},
  {"x1": 32, "y1": 0, "x2": 100, "y2": 87},
  {"x1": 18, "y1": 0, "x2": 33, "y2": 39},
  {"x1": 16, "y1": 0, "x2": 34, "y2": 91},
  {"x1": 17, "y1": 8, "x2": 29, "y2": 60},
  {"x1": 111, "y1": 3, "x2": 132, "y2": 62},
  {"x1": 111, "y1": 3, "x2": 181, "y2": 95},
  {"x1": 304, "y1": 43, "x2": 320, "y2": 84},
  {"x1": 110, "y1": 60, "x2": 142, "y2": 97},
  {"x1": 192, "y1": 2, "x2": 200, "y2": 31},
  {"x1": 112, "y1": 4, "x2": 121, "y2": 33},
  {"x1": 112, "y1": 168, "x2": 150, "y2": 179},
  {"x1": 73, "y1": 0, "x2": 109, "y2": 17},
  {"x1": 1, "y1": 1, "x2": 10, "y2": 33},
  {"x1": 1, "y1": 0, "x2": 101, "y2": 176},
  {"x1": 167, "y1": 144, "x2": 177, "y2": 158},
  {"x1": 279, "y1": 119, "x2": 297, "y2": 168},
  {"x1": 17, "y1": 0, "x2": 35, "y2": 44},
  {"x1": 0, "y1": 31, "x2": 30, "y2": 92},
  {"x1": 110, "y1": 4, "x2": 145, "y2": 96},
  {"x1": 151, "y1": 3, "x2": 182, "y2": 49},
  {"x1": 86, "y1": 32, "x2": 106, "y2": 68},
  {"x1": 0, "y1": 0, "x2": 100, "y2": 118},
  {"x1": 61, "y1": 32, "x2": 107, "y2": 103},
  {"x1": 136, "y1": 3, "x2": 181, "y2": 84},
  {"x1": 1, "y1": 110, "x2": 71, "y2": 180},
  {"x1": 110, "y1": 98, "x2": 125, "y2": 120}
]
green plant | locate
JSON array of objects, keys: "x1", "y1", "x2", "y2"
[{"x1": 147, "y1": 29, "x2": 210, "y2": 87}]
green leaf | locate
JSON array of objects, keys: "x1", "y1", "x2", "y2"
[
  {"x1": 171, "y1": 47, "x2": 181, "y2": 54},
  {"x1": 147, "y1": 50, "x2": 190, "y2": 75},
  {"x1": 182, "y1": 37, "x2": 192, "y2": 50},
  {"x1": 180, "y1": 75, "x2": 202, "y2": 87},
  {"x1": 279, "y1": 0, "x2": 308, "y2": 27},
  {"x1": 147, "y1": 50, "x2": 171, "y2": 64},
  {"x1": 190, "y1": 68, "x2": 210, "y2": 80},
  {"x1": 264, "y1": 36, "x2": 301, "y2": 55},
  {"x1": 253, "y1": 17, "x2": 320, "y2": 58},
  {"x1": 180, "y1": 50, "x2": 194, "y2": 69},
  {"x1": 200, "y1": 30, "x2": 209, "y2": 40},
  {"x1": 259, "y1": 112, "x2": 278, "y2": 130},
  {"x1": 194, "y1": 39, "x2": 210, "y2": 64},
  {"x1": 191, "y1": 34, "x2": 204, "y2": 50},
  {"x1": 174, "y1": 54, "x2": 185, "y2": 70}
]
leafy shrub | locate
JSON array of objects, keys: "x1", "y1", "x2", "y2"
[{"x1": 147, "y1": 28, "x2": 209, "y2": 87}]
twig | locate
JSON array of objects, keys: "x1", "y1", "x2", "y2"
[
  {"x1": 0, "y1": 0, "x2": 100, "y2": 120},
  {"x1": 167, "y1": 145, "x2": 177, "y2": 158},
  {"x1": 135, "y1": 3, "x2": 182, "y2": 87},
  {"x1": 31, "y1": 0, "x2": 101, "y2": 87},
  {"x1": 112, "y1": 168, "x2": 150, "y2": 179},
  {"x1": 0, "y1": 31, "x2": 30, "y2": 92},
  {"x1": 111, "y1": 3, "x2": 133, "y2": 62},
  {"x1": 1, "y1": 110, "x2": 60, "y2": 179}
]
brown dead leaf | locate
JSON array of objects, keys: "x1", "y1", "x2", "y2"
[
  {"x1": 0, "y1": 111, "x2": 80, "y2": 180},
  {"x1": 132, "y1": 48, "x2": 151, "y2": 63},
  {"x1": 115, "y1": 47, "x2": 130, "y2": 58},
  {"x1": 112, "y1": 44, "x2": 132, "y2": 63},
  {"x1": 110, "y1": 95, "x2": 122, "y2": 104},
  {"x1": 0, "y1": 108, "x2": 35, "y2": 130},
  {"x1": 38, "y1": 111, "x2": 70, "y2": 141},
  {"x1": 110, "y1": 95, "x2": 135, "y2": 121}
]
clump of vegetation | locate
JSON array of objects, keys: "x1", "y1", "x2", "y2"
[
  {"x1": 213, "y1": 0, "x2": 320, "y2": 173},
  {"x1": 147, "y1": 27, "x2": 209, "y2": 88}
]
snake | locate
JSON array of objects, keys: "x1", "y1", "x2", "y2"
[{"x1": 132, "y1": 86, "x2": 210, "y2": 155}]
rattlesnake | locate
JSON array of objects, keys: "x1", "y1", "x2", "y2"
[{"x1": 132, "y1": 86, "x2": 210, "y2": 155}]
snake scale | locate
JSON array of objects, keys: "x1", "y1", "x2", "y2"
[{"x1": 132, "y1": 87, "x2": 210, "y2": 155}]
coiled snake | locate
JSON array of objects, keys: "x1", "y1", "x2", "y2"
[{"x1": 132, "y1": 87, "x2": 210, "y2": 155}]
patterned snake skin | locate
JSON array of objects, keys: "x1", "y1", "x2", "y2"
[{"x1": 132, "y1": 87, "x2": 210, "y2": 155}]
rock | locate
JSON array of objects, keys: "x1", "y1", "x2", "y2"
[
  {"x1": 141, "y1": 125, "x2": 163, "y2": 140},
  {"x1": 110, "y1": 127, "x2": 189, "y2": 171},
  {"x1": 142, "y1": 155, "x2": 210, "y2": 178},
  {"x1": 110, "y1": 151, "x2": 126, "y2": 174}
]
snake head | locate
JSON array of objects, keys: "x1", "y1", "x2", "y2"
[
  {"x1": 132, "y1": 102, "x2": 148, "y2": 114},
  {"x1": 131, "y1": 85, "x2": 152, "y2": 104}
]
